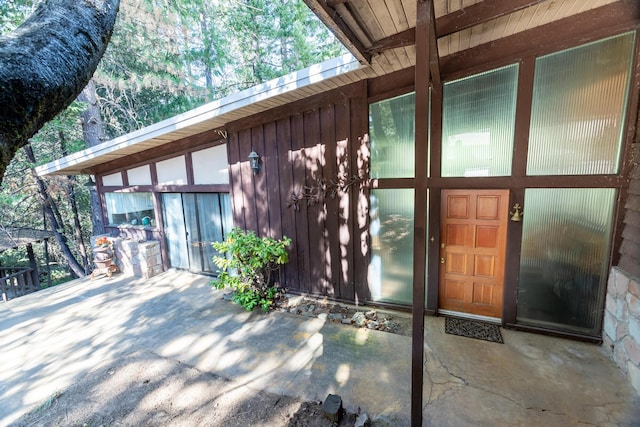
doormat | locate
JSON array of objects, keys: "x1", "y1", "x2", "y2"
[{"x1": 444, "y1": 317, "x2": 503, "y2": 344}]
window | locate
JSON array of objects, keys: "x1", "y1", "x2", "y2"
[
  {"x1": 104, "y1": 192, "x2": 155, "y2": 226},
  {"x1": 527, "y1": 32, "x2": 635, "y2": 175},
  {"x1": 517, "y1": 188, "x2": 616, "y2": 335},
  {"x1": 369, "y1": 189, "x2": 414, "y2": 304},
  {"x1": 370, "y1": 92, "x2": 415, "y2": 179},
  {"x1": 441, "y1": 64, "x2": 518, "y2": 177}
]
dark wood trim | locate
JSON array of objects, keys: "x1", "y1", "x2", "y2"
[
  {"x1": 502, "y1": 188, "x2": 525, "y2": 325},
  {"x1": 429, "y1": 175, "x2": 626, "y2": 189},
  {"x1": 367, "y1": 28, "x2": 415, "y2": 55},
  {"x1": 511, "y1": 57, "x2": 535, "y2": 178},
  {"x1": 411, "y1": 1, "x2": 430, "y2": 425},
  {"x1": 426, "y1": 189, "x2": 440, "y2": 312},
  {"x1": 428, "y1": 0, "x2": 441, "y2": 88},
  {"x1": 302, "y1": 0, "x2": 371, "y2": 64},
  {"x1": 440, "y1": 1, "x2": 640, "y2": 80},
  {"x1": 426, "y1": 68, "x2": 444, "y2": 314},
  {"x1": 370, "y1": 178, "x2": 414, "y2": 189},
  {"x1": 367, "y1": 67, "x2": 415, "y2": 103},
  {"x1": 437, "y1": 0, "x2": 545, "y2": 38},
  {"x1": 92, "y1": 129, "x2": 224, "y2": 175},
  {"x1": 185, "y1": 152, "x2": 194, "y2": 186},
  {"x1": 504, "y1": 323, "x2": 603, "y2": 344}
]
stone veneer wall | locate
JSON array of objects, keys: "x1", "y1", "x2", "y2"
[
  {"x1": 602, "y1": 267, "x2": 640, "y2": 395},
  {"x1": 113, "y1": 238, "x2": 163, "y2": 279}
]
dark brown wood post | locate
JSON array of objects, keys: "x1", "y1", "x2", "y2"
[
  {"x1": 412, "y1": 1, "x2": 432, "y2": 425},
  {"x1": 26, "y1": 243, "x2": 39, "y2": 291}
]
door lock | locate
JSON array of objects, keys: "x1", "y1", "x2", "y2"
[{"x1": 440, "y1": 257, "x2": 445, "y2": 264}]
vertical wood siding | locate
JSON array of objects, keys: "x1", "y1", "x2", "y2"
[{"x1": 226, "y1": 84, "x2": 370, "y2": 301}]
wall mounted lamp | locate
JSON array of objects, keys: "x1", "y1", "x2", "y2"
[{"x1": 248, "y1": 150, "x2": 261, "y2": 175}]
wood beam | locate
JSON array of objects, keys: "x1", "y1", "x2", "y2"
[
  {"x1": 411, "y1": 0, "x2": 431, "y2": 425},
  {"x1": 428, "y1": 0, "x2": 441, "y2": 88},
  {"x1": 303, "y1": 0, "x2": 371, "y2": 64},
  {"x1": 440, "y1": 0, "x2": 640, "y2": 78},
  {"x1": 367, "y1": 28, "x2": 414, "y2": 55},
  {"x1": 436, "y1": 0, "x2": 546, "y2": 37}
]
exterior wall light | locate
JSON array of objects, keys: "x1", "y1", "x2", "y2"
[{"x1": 248, "y1": 150, "x2": 261, "y2": 175}]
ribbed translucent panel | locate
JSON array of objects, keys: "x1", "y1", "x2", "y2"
[
  {"x1": 370, "y1": 92, "x2": 415, "y2": 178},
  {"x1": 369, "y1": 189, "x2": 414, "y2": 304},
  {"x1": 517, "y1": 188, "x2": 616, "y2": 336},
  {"x1": 527, "y1": 32, "x2": 635, "y2": 175},
  {"x1": 441, "y1": 64, "x2": 518, "y2": 177}
]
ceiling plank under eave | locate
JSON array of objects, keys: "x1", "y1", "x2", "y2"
[
  {"x1": 303, "y1": 0, "x2": 371, "y2": 64},
  {"x1": 364, "y1": 0, "x2": 547, "y2": 57},
  {"x1": 436, "y1": 0, "x2": 546, "y2": 37},
  {"x1": 439, "y1": 0, "x2": 640, "y2": 78}
]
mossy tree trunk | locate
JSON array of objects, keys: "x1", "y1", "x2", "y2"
[{"x1": 0, "y1": 0, "x2": 120, "y2": 184}]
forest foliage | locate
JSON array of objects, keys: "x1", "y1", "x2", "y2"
[{"x1": 0, "y1": 0, "x2": 344, "y2": 281}]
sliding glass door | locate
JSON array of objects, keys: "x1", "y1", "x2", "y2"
[{"x1": 162, "y1": 193, "x2": 232, "y2": 273}]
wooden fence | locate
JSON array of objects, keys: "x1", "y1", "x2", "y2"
[{"x1": 0, "y1": 267, "x2": 39, "y2": 302}]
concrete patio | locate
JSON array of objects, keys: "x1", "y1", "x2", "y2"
[{"x1": 0, "y1": 270, "x2": 638, "y2": 426}]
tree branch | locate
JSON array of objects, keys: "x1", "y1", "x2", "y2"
[{"x1": 0, "y1": 0, "x2": 120, "y2": 183}]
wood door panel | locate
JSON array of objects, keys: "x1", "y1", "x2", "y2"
[
  {"x1": 447, "y1": 195, "x2": 470, "y2": 218},
  {"x1": 472, "y1": 282, "x2": 494, "y2": 305},
  {"x1": 439, "y1": 189, "x2": 509, "y2": 318},
  {"x1": 474, "y1": 255, "x2": 496, "y2": 277},
  {"x1": 445, "y1": 253, "x2": 468, "y2": 274},
  {"x1": 476, "y1": 226, "x2": 499, "y2": 248},
  {"x1": 476, "y1": 196, "x2": 501, "y2": 219},
  {"x1": 446, "y1": 224, "x2": 468, "y2": 246}
]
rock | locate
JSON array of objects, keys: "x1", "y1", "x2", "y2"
[
  {"x1": 366, "y1": 321, "x2": 379, "y2": 329},
  {"x1": 329, "y1": 313, "x2": 343, "y2": 321},
  {"x1": 352, "y1": 312, "x2": 367, "y2": 327},
  {"x1": 223, "y1": 292, "x2": 234, "y2": 301},
  {"x1": 342, "y1": 318, "x2": 353, "y2": 325},
  {"x1": 355, "y1": 413, "x2": 371, "y2": 427},
  {"x1": 289, "y1": 307, "x2": 298, "y2": 314},
  {"x1": 317, "y1": 313, "x2": 328, "y2": 321},
  {"x1": 365, "y1": 310, "x2": 377, "y2": 320},
  {"x1": 308, "y1": 304, "x2": 316, "y2": 312},
  {"x1": 322, "y1": 394, "x2": 342, "y2": 423}
]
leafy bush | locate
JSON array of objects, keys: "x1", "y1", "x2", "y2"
[{"x1": 212, "y1": 228, "x2": 291, "y2": 312}]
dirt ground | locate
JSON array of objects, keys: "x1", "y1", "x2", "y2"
[
  {"x1": 11, "y1": 297, "x2": 410, "y2": 427},
  {"x1": 12, "y1": 350, "x2": 361, "y2": 427}
]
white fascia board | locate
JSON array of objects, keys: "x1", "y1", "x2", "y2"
[{"x1": 36, "y1": 53, "x2": 361, "y2": 176}]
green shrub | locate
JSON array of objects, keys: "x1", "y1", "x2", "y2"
[{"x1": 212, "y1": 228, "x2": 291, "y2": 312}]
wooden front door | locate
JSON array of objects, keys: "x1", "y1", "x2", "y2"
[{"x1": 439, "y1": 189, "x2": 509, "y2": 318}]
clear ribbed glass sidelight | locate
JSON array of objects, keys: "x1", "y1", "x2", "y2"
[
  {"x1": 441, "y1": 64, "x2": 518, "y2": 177},
  {"x1": 527, "y1": 32, "x2": 635, "y2": 175},
  {"x1": 369, "y1": 92, "x2": 416, "y2": 179},
  {"x1": 517, "y1": 188, "x2": 616, "y2": 335}
]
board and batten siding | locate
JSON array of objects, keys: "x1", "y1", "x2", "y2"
[
  {"x1": 226, "y1": 83, "x2": 371, "y2": 302},
  {"x1": 619, "y1": 143, "x2": 640, "y2": 279}
]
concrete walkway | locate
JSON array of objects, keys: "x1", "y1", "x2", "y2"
[{"x1": 0, "y1": 270, "x2": 638, "y2": 426}]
